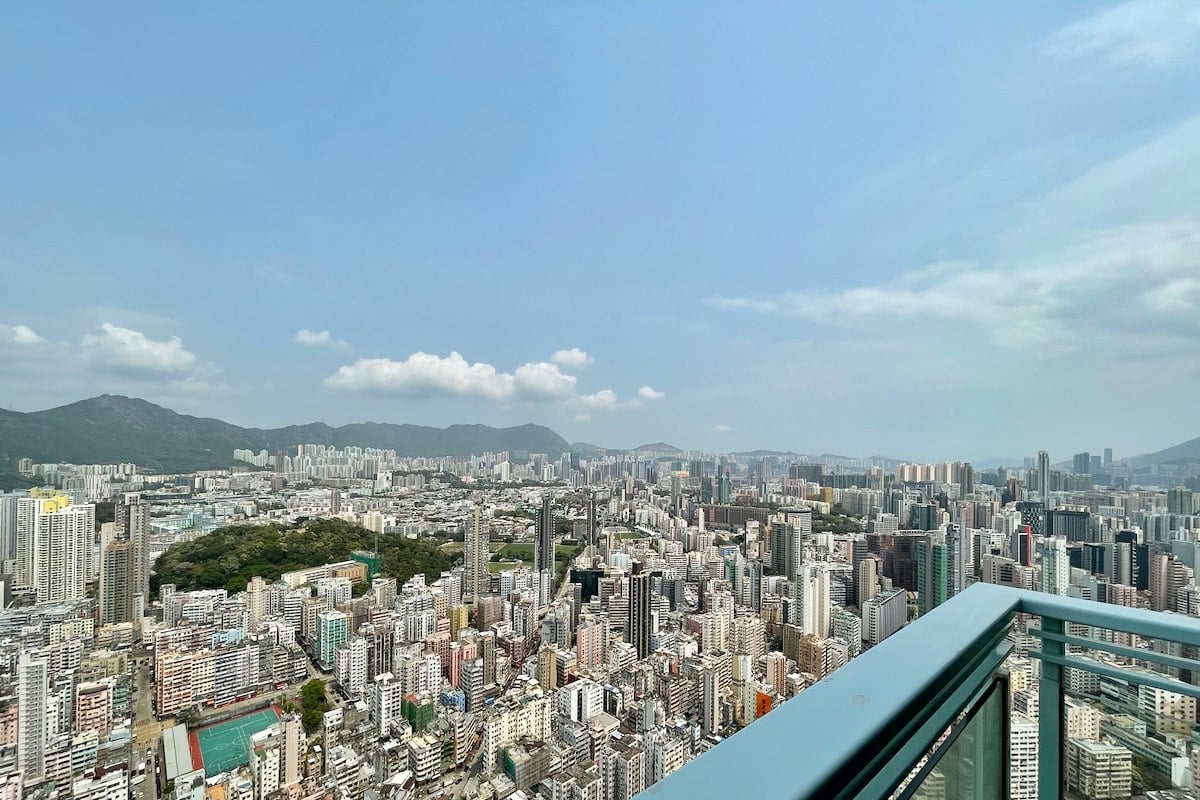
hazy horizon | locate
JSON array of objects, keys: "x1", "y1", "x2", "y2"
[{"x1": 3, "y1": 392, "x2": 1181, "y2": 467}]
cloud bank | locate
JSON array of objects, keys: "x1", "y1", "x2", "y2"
[
  {"x1": 81, "y1": 323, "x2": 198, "y2": 375},
  {"x1": 324, "y1": 350, "x2": 662, "y2": 421}
]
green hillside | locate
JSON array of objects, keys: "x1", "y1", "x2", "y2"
[
  {"x1": 152, "y1": 518, "x2": 457, "y2": 595},
  {"x1": 0, "y1": 394, "x2": 570, "y2": 471}
]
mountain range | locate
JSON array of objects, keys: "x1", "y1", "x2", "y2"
[
  {"x1": 0, "y1": 395, "x2": 1196, "y2": 473},
  {"x1": 0, "y1": 395, "x2": 570, "y2": 472}
]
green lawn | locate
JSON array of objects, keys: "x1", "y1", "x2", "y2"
[
  {"x1": 442, "y1": 541, "x2": 513, "y2": 554},
  {"x1": 489, "y1": 560, "x2": 530, "y2": 573},
  {"x1": 488, "y1": 538, "x2": 585, "y2": 574},
  {"x1": 500, "y1": 542, "x2": 535, "y2": 559}
]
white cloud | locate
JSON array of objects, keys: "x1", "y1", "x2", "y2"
[
  {"x1": 513, "y1": 362, "x2": 577, "y2": 401},
  {"x1": 551, "y1": 348, "x2": 594, "y2": 368},
  {"x1": 325, "y1": 350, "x2": 650, "y2": 418},
  {"x1": 80, "y1": 323, "x2": 198, "y2": 375},
  {"x1": 708, "y1": 221, "x2": 1200, "y2": 349},
  {"x1": 714, "y1": 424, "x2": 732, "y2": 433},
  {"x1": 2, "y1": 324, "x2": 44, "y2": 345},
  {"x1": 637, "y1": 386, "x2": 666, "y2": 401},
  {"x1": 324, "y1": 352, "x2": 514, "y2": 400},
  {"x1": 580, "y1": 389, "x2": 619, "y2": 410},
  {"x1": 1044, "y1": 0, "x2": 1200, "y2": 66},
  {"x1": 294, "y1": 328, "x2": 351, "y2": 349}
]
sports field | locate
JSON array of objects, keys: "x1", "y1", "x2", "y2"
[{"x1": 191, "y1": 707, "x2": 282, "y2": 775}]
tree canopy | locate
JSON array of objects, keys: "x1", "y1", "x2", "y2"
[
  {"x1": 813, "y1": 508, "x2": 864, "y2": 535},
  {"x1": 299, "y1": 679, "x2": 330, "y2": 734},
  {"x1": 152, "y1": 517, "x2": 456, "y2": 595}
]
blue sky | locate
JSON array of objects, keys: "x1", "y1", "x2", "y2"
[{"x1": 2, "y1": 2, "x2": 1199, "y2": 461}]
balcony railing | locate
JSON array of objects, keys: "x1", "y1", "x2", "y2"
[{"x1": 641, "y1": 583, "x2": 1200, "y2": 800}]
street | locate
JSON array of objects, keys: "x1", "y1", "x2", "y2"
[
  {"x1": 131, "y1": 655, "x2": 162, "y2": 800},
  {"x1": 443, "y1": 578, "x2": 566, "y2": 799}
]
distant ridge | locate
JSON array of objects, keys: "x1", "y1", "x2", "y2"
[
  {"x1": 5, "y1": 394, "x2": 1193, "y2": 474},
  {"x1": 1129, "y1": 435, "x2": 1200, "y2": 467},
  {"x1": 0, "y1": 395, "x2": 570, "y2": 472},
  {"x1": 633, "y1": 442, "x2": 683, "y2": 453}
]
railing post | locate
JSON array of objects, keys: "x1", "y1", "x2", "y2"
[{"x1": 1038, "y1": 615, "x2": 1064, "y2": 799}]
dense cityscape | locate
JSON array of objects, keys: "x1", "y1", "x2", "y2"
[
  {"x1": 5, "y1": 3, "x2": 1199, "y2": 799},
  {"x1": 1, "y1": 422, "x2": 1199, "y2": 800}
]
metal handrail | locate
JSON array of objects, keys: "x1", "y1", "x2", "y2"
[{"x1": 637, "y1": 583, "x2": 1200, "y2": 800}]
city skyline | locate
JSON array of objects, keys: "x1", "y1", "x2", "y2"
[
  {"x1": 0, "y1": 390, "x2": 1185, "y2": 468},
  {"x1": 5, "y1": 429, "x2": 1199, "y2": 799},
  {"x1": 3, "y1": 2, "x2": 1200, "y2": 460}
]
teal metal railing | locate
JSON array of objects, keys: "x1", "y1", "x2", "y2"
[
  {"x1": 1022, "y1": 590, "x2": 1200, "y2": 797},
  {"x1": 639, "y1": 583, "x2": 1200, "y2": 800}
]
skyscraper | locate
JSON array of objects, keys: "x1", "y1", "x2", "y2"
[
  {"x1": 784, "y1": 510, "x2": 812, "y2": 601},
  {"x1": 1036, "y1": 451, "x2": 1050, "y2": 501},
  {"x1": 701, "y1": 668, "x2": 721, "y2": 737},
  {"x1": 1168, "y1": 487, "x2": 1195, "y2": 515},
  {"x1": 1046, "y1": 509, "x2": 1090, "y2": 543},
  {"x1": 1041, "y1": 536, "x2": 1069, "y2": 596},
  {"x1": 628, "y1": 561, "x2": 652, "y2": 659},
  {"x1": 910, "y1": 502, "x2": 939, "y2": 531},
  {"x1": 464, "y1": 506, "x2": 489, "y2": 604},
  {"x1": 1011, "y1": 525, "x2": 1035, "y2": 567},
  {"x1": 115, "y1": 493, "x2": 151, "y2": 619},
  {"x1": 1072, "y1": 452, "x2": 1091, "y2": 475},
  {"x1": 534, "y1": 493, "x2": 556, "y2": 606},
  {"x1": 536, "y1": 493, "x2": 555, "y2": 574},
  {"x1": 17, "y1": 494, "x2": 94, "y2": 603},
  {"x1": 587, "y1": 494, "x2": 597, "y2": 549},
  {"x1": 16, "y1": 651, "x2": 47, "y2": 781},
  {"x1": 796, "y1": 562, "x2": 831, "y2": 637},
  {"x1": 717, "y1": 472, "x2": 732, "y2": 504},
  {"x1": 856, "y1": 556, "x2": 879, "y2": 609},
  {"x1": 946, "y1": 524, "x2": 966, "y2": 600},
  {"x1": 862, "y1": 589, "x2": 906, "y2": 646},
  {"x1": 1017, "y1": 501, "x2": 1046, "y2": 537},
  {"x1": 99, "y1": 537, "x2": 134, "y2": 625},
  {"x1": 916, "y1": 534, "x2": 945, "y2": 616},
  {"x1": 0, "y1": 491, "x2": 24, "y2": 565},
  {"x1": 247, "y1": 575, "x2": 267, "y2": 631}
]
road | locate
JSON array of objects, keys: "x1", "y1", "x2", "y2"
[
  {"x1": 449, "y1": 758, "x2": 483, "y2": 800},
  {"x1": 130, "y1": 653, "x2": 162, "y2": 800},
  {"x1": 132, "y1": 654, "x2": 168, "y2": 746},
  {"x1": 443, "y1": 580, "x2": 568, "y2": 800}
]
